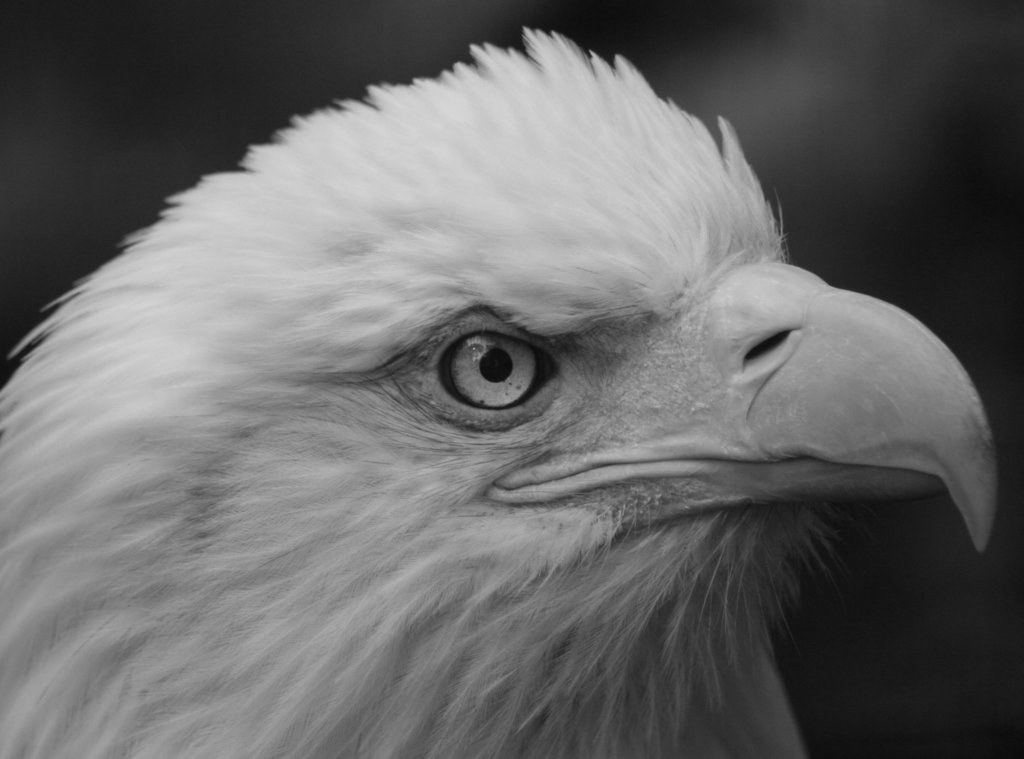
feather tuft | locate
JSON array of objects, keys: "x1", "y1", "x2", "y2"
[{"x1": 0, "y1": 31, "x2": 807, "y2": 758}]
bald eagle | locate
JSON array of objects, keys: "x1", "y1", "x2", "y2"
[{"x1": 0, "y1": 31, "x2": 995, "y2": 759}]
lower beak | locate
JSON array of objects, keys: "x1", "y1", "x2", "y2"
[{"x1": 489, "y1": 263, "x2": 997, "y2": 551}]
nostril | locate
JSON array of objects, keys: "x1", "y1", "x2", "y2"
[{"x1": 744, "y1": 330, "x2": 792, "y2": 368}]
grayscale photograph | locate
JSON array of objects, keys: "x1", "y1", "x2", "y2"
[{"x1": 1, "y1": 2, "x2": 1021, "y2": 757}]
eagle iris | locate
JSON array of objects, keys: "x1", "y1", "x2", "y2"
[{"x1": 445, "y1": 332, "x2": 541, "y2": 409}]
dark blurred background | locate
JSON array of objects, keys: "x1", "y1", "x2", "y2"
[{"x1": 1, "y1": 0, "x2": 1021, "y2": 755}]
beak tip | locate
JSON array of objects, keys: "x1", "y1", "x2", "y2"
[
  {"x1": 970, "y1": 521, "x2": 992, "y2": 553},
  {"x1": 969, "y1": 499, "x2": 997, "y2": 554},
  {"x1": 969, "y1": 518, "x2": 991, "y2": 552},
  {"x1": 953, "y1": 472, "x2": 997, "y2": 553}
]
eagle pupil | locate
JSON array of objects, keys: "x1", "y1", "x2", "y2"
[{"x1": 479, "y1": 348, "x2": 513, "y2": 383}]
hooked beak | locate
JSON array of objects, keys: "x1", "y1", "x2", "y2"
[{"x1": 489, "y1": 263, "x2": 997, "y2": 551}]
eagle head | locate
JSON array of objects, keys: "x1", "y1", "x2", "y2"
[{"x1": 0, "y1": 31, "x2": 995, "y2": 759}]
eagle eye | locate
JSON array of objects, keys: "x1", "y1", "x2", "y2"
[{"x1": 443, "y1": 332, "x2": 548, "y2": 409}]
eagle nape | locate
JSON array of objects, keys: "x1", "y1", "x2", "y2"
[{"x1": 0, "y1": 30, "x2": 996, "y2": 759}]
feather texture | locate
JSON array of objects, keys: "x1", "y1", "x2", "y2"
[{"x1": 0, "y1": 31, "x2": 820, "y2": 758}]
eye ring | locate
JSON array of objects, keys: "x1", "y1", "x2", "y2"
[{"x1": 442, "y1": 331, "x2": 549, "y2": 409}]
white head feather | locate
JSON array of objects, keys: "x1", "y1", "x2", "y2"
[{"x1": 0, "y1": 31, "x2": 811, "y2": 759}]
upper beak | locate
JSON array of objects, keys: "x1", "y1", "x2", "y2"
[{"x1": 489, "y1": 263, "x2": 997, "y2": 551}]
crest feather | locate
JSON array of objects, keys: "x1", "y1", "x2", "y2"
[{"x1": 0, "y1": 31, "x2": 794, "y2": 759}]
